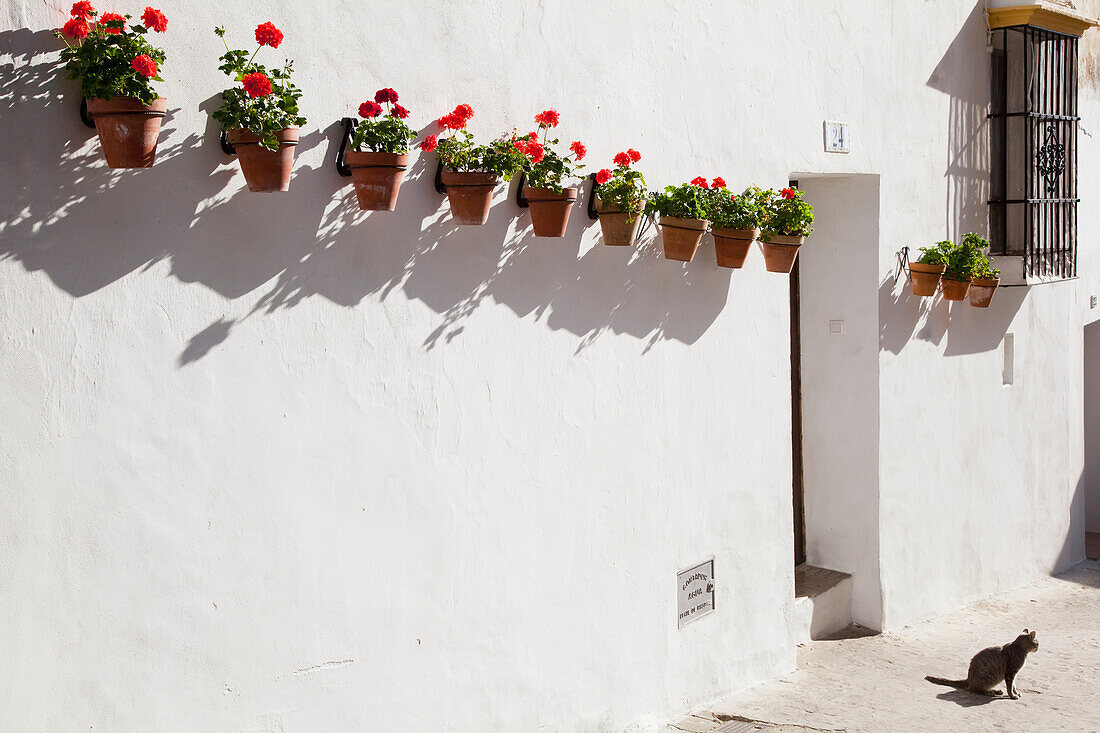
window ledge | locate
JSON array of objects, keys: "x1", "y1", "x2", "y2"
[
  {"x1": 987, "y1": 2, "x2": 1099, "y2": 37},
  {"x1": 991, "y1": 255, "x2": 1077, "y2": 286}
]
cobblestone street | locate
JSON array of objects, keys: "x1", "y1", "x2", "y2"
[{"x1": 669, "y1": 560, "x2": 1100, "y2": 733}]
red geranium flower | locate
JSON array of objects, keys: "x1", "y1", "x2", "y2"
[
  {"x1": 526, "y1": 142, "x2": 546, "y2": 164},
  {"x1": 569, "y1": 141, "x2": 586, "y2": 160},
  {"x1": 254, "y1": 21, "x2": 283, "y2": 48},
  {"x1": 421, "y1": 134, "x2": 438, "y2": 152},
  {"x1": 453, "y1": 104, "x2": 474, "y2": 121},
  {"x1": 99, "y1": 12, "x2": 125, "y2": 33},
  {"x1": 595, "y1": 168, "x2": 612, "y2": 185},
  {"x1": 358, "y1": 100, "x2": 383, "y2": 118},
  {"x1": 241, "y1": 72, "x2": 273, "y2": 98},
  {"x1": 440, "y1": 112, "x2": 467, "y2": 131},
  {"x1": 375, "y1": 88, "x2": 399, "y2": 104},
  {"x1": 391, "y1": 104, "x2": 410, "y2": 119},
  {"x1": 131, "y1": 54, "x2": 157, "y2": 79},
  {"x1": 512, "y1": 139, "x2": 529, "y2": 154},
  {"x1": 627, "y1": 148, "x2": 641, "y2": 163},
  {"x1": 534, "y1": 109, "x2": 559, "y2": 128},
  {"x1": 613, "y1": 151, "x2": 631, "y2": 167},
  {"x1": 712, "y1": 177, "x2": 726, "y2": 189},
  {"x1": 62, "y1": 17, "x2": 89, "y2": 38},
  {"x1": 527, "y1": 131, "x2": 538, "y2": 142},
  {"x1": 141, "y1": 6, "x2": 166, "y2": 33},
  {"x1": 780, "y1": 187, "x2": 796, "y2": 199},
  {"x1": 690, "y1": 177, "x2": 709, "y2": 188},
  {"x1": 730, "y1": 194, "x2": 737, "y2": 202},
  {"x1": 70, "y1": 1, "x2": 95, "y2": 20}
]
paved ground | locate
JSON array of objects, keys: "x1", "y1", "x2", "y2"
[{"x1": 668, "y1": 559, "x2": 1100, "y2": 733}]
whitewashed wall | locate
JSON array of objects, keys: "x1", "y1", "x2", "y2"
[{"x1": 0, "y1": 1, "x2": 1094, "y2": 730}]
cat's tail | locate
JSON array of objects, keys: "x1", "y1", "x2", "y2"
[{"x1": 925, "y1": 675, "x2": 968, "y2": 688}]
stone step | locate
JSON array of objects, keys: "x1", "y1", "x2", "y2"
[{"x1": 791, "y1": 564, "x2": 853, "y2": 643}]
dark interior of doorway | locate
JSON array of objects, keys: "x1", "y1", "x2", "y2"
[{"x1": 790, "y1": 181, "x2": 806, "y2": 567}]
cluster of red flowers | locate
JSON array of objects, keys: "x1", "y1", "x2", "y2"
[
  {"x1": 514, "y1": 136, "x2": 546, "y2": 164},
  {"x1": 130, "y1": 53, "x2": 157, "y2": 78},
  {"x1": 595, "y1": 169, "x2": 613, "y2": 185},
  {"x1": 359, "y1": 101, "x2": 383, "y2": 118},
  {"x1": 569, "y1": 141, "x2": 586, "y2": 160},
  {"x1": 254, "y1": 21, "x2": 283, "y2": 49},
  {"x1": 438, "y1": 103, "x2": 474, "y2": 131},
  {"x1": 534, "y1": 109, "x2": 560, "y2": 128},
  {"x1": 612, "y1": 149, "x2": 641, "y2": 167},
  {"x1": 375, "y1": 88, "x2": 398, "y2": 104},
  {"x1": 690, "y1": 176, "x2": 727, "y2": 189},
  {"x1": 62, "y1": 4, "x2": 166, "y2": 40},
  {"x1": 420, "y1": 134, "x2": 438, "y2": 152},
  {"x1": 241, "y1": 71, "x2": 273, "y2": 98},
  {"x1": 780, "y1": 187, "x2": 797, "y2": 199},
  {"x1": 141, "y1": 6, "x2": 166, "y2": 33}
]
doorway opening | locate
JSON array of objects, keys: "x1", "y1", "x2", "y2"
[{"x1": 1085, "y1": 321, "x2": 1100, "y2": 559}]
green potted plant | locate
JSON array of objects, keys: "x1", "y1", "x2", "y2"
[
  {"x1": 510, "y1": 110, "x2": 587, "y2": 237},
  {"x1": 423, "y1": 104, "x2": 526, "y2": 225},
  {"x1": 940, "y1": 233, "x2": 986, "y2": 301},
  {"x1": 56, "y1": 3, "x2": 169, "y2": 168},
  {"x1": 967, "y1": 235, "x2": 1001, "y2": 308},
  {"x1": 345, "y1": 89, "x2": 417, "y2": 211},
  {"x1": 760, "y1": 187, "x2": 814, "y2": 273},
  {"x1": 212, "y1": 23, "x2": 306, "y2": 192},
  {"x1": 706, "y1": 183, "x2": 774, "y2": 268},
  {"x1": 592, "y1": 148, "x2": 646, "y2": 246},
  {"x1": 646, "y1": 177, "x2": 712, "y2": 262},
  {"x1": 910, "y1": 241, "x2": 951, "y2": 297}
]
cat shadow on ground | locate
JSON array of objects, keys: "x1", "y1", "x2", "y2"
[{"x1": 935, "y1": 689, "x2": 1008, "y2": 707}]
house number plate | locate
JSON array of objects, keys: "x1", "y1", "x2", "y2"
[
  {"x1": 677, "y1": 558, "x2": 715, "y2": 628},
  {"x1": 824, "y1": 120, "x2": 850, "y2": 153}
]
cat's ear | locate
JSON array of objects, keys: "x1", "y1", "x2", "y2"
[
  {"x1": 1028, "y1": 630, "x2": 1036, "y2": 638},
  {"x1": 1023, "y1": 628, "x2": 1029, "y2": 634}
]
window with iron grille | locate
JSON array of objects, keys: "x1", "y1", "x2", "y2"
[{"x1": 989, "y1": 25, "x2": 1078, "y2": 279}]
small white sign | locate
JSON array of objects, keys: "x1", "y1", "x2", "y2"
[
  {"x1": 677, "y1": 559, "x2": 715, "y2": 628},
  {"x1": 824, "y1": 120, "x2": 850, "y2": 154}
]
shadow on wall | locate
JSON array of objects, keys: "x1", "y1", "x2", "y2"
[
  {"x1": 878, "y1": 272, "x2": 1026, "y2": 357},
  {"x1": 0, "y1": 29, "x2": 732, "y2": 365},
  {"x1": 926, "y1": 0, "x2": 991, "y2": 242}
]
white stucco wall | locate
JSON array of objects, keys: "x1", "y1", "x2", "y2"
[{"x1": 0, "y1": 1, "x2": 1093, "y2": 730}]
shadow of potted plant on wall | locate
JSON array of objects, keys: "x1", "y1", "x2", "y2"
[
  {"x1": 56, "y1": 2, "x2": 169, "y2": 168},
  {"x1": 211, "y1": 22, "x2": 306, "y2": 193}
]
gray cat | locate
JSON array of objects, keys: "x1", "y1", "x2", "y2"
[{"x1": 925, "y1": 629, "x2": 1039, "y2": 699}]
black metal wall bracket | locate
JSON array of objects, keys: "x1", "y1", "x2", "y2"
[
  {"x1": 585, "y1": 173, "x2": 600, "y2": 220},
  {"x1": 434, "y1": 159, "x2": 447, "y2": 194},
  {"x1": 79, "y1": 98, "x2": 95, "y2": 129},
  {"x1": 334, "y1": 117, "x2": 355, "y2": 177},
  {"x1": 515, "y1": 171, "x2": 529, "y2": 208},
  {"x1": 219, "y1": 130, "x2": 236, "y2": 156},
  {"x1": 894, "y1": 246, "x2": 911, "y2": 284}
]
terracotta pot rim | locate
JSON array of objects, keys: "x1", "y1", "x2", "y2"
[
  {"x1": 942, "y1": 276, "x2": 972, "y2": 283},
  {"x1": 345, "y1": 150, "x2": 410, "y2": 169},
  {"x1": 971, "y1": 277, "x2": 1001, "y2": 286},
  {"x1": 228, "y1": 127, "x2": 300, "y2": 146},
  {"x1": 712, "y1": 227, "x2": 760, "y2": 239},
  {"x1": 910, "y1": 262, "x2": 947, "y2": 274},
  {"x1": 86, "y1": 96, "x2": 167, "y2": 116},
  {"x1": 441, "y1": 171, "x2": 500, "y2": 187},
  {"x1": 660, "y1": 216, "x2": 709, "y2": 231},
  {"x1": 523, "y1": 185, "x2": 580, "y2": 201}
]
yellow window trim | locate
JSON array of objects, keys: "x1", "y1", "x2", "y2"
[{"x1": 987, "y1": 4, "x2": 1098, "y2": 36}]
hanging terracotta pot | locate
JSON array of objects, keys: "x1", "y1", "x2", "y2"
[
  {"x1": 659, "y1": 216, "x2": 709, "y2": 262},
  {"x1": 228, "y1": 127, "x2": 299, "y2": 192},
  {"x1": 968, "y1": 277, "x2": 1000, "y2": 308},
  {"x1": 441, "y1": 171, "x2": 499, "y2": 225},
  {"x1": 758, "y1": 234, "x2": 805, "y2": 273},
  {"x1": 524, "y1": 185, "x2": 579, "y2": 237},
  {"x1": 595, "y1": 200, "x2": 644, "y2": 247},
  {"x1": 909, "y1": 262, "x2": 947, "y2": 297},
  {"x1": 86, "y1": 96, "x2": 167, "y2": 169},
  {"x1": 940, "y1": 277, "x2": 972, "y2": 301},
  {"x1": 345, "y1": 151, "x2": 410, "y2": 210},
  {"x1": 712, "y1": 227, "x2": 759, "y2": 269}
]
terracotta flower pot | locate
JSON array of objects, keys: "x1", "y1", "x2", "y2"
[
  {"x1": 712, "y1": 227, "x2": 759, "y2": 268},
  {"x1": 228, "y1": 127, "x2": 299, "y2": 193},
  {"x1": 524, "y1": 185, "x2": 579, "y2": 238},
  {"x1": 909, "y1": 262, "x2": 947, "y2": 297},
  {"x1": 968, "y1": 277, "x2": 1000, "y2": 308},
  {"x1": 940, "y1": 277, "x2": 972, "y2": 301},
  {"x1": 659, "y1": 216, "x2": 709, "y2": 262},
  {"x1": 758, "y1": 234, "x2": 805, "y2": 273},
  {"x1": 595, "y1": 201, "x2": 644, "y2": 247},
  {"x1": 86, "y1": 96, "x2": 167, "y2": 169},
  {"x1": 441, "y1": 171, "x2": 500, "y2": 225},
  {"x1": 345, "y1": 151, "x2": 410, "y2": 211}
]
